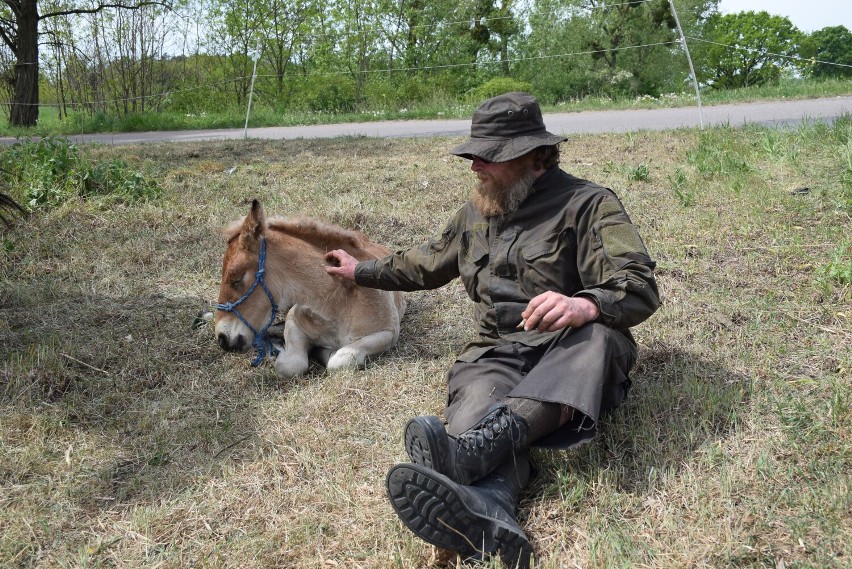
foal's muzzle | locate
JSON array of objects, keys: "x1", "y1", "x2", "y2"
[{"x1": 217, "y1": 331, "x2": 247, "y2": 352}]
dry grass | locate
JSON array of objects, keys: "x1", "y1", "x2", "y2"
[{"x1": 1, "y1": 122, "x2": 850, "y2": 568}]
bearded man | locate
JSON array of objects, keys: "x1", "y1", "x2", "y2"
[{"x1": 326, "y1": 92, "x2": 660, "y2": 567}]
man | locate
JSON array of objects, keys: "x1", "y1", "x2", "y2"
[{"x1": 326, "y1": 92, "x2": 659, "y2": 568}]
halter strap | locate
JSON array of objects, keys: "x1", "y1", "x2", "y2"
[{"x1": 216, "y1": 237, "x2": 280, "y2": 366}]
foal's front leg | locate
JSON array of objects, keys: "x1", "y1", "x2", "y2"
[
  {"x1": 326, "y1": 330, "x2": 396, "y2": 371},
  {"x1": 274, "y1": 310, "x2": 312, "y2": 378}
]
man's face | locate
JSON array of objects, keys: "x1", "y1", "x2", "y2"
[{"x1": 470, "y1": 155, "x2": 537, "y2": 217}]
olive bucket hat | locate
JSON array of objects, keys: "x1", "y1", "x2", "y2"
[{"x1": 450, "y1": 92, "x2": 566, "y2": 163}]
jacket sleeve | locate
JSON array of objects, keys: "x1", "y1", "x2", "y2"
[
  {"x1": 574, "y1": 192, "x2": 660, "y2": 329},
  {"x1": 354, "y1": 210, "x2": 464, "y2": 291}
]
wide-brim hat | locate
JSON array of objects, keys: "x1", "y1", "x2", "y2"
[{"x1": 450, "y1": 92, "x2": 566, "y2": 163}]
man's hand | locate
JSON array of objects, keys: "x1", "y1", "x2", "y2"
[
  {"x1": 520, "y1": 291, "x2": 600, "y2": 332},
  {"x1": 325, "y1": 249, "x2": 359, "y2": 281}
]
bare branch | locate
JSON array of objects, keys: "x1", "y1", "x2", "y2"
[{"x1": 38, "y1": 1, "x2": 171, "y2": 22}]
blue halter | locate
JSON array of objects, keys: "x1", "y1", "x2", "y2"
[{"x1": 216, "y1": 236, "x2": 280, "y2": 366}]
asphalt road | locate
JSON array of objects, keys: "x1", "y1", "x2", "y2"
[{"x1": 3, "y1": 95, "x2": 851, "y2": 146}]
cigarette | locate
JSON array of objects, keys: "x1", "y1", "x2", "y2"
[{"x1": 517, "y1": 319, "x2": 526, "y2": 330}]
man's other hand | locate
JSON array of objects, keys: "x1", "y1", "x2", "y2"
[{"x1": 521, "y1": 291, "x2": 600, "y2": 332}]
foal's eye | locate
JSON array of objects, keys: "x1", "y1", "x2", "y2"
[{"x1": 231, "y1": 276, "x2": 244, "y2": 287}]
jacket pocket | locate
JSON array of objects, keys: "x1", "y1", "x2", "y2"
[
  {"x1": 520, "y1": 229, "x2": 576, "y2": 294},
  {"x1": 461, "y1": 230, "x2": 489, "y2": 264},
  {"x1": 592, "y1": 220, "x2": 650, "y2": 275}
]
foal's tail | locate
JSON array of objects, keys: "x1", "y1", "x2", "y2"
[{"x1": 0, "y1": 192, "x2": 26, "y2": 227}]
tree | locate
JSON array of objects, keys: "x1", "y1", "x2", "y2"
[
  {"x1": 256, "y1": 0, "x2": 317, "y2": 106},
  {"x1": 0, "y1": 0, "x2": 170, "y2": 127},
  {"x1": 520, "y1": 0, "x2": 717, "y2": 101},
  {"x1": 809, "y1": 25, "x2": 852, "y2": 79},
  {"x1": 450, "y1": 0, "x2": 520, "y2": 76},
  {"x1": 331, "y1": 0, "x2": 382, "y2": 104},
  {"x1": 490, "y1": 0, "x2": 520, "y2": 75},
  {"x1": 375, "y1": 0, "x2": 460, "y2": 75},
  {"x1": 205, "y1": 0, "x2": 264, "y2": 106},
  {"x1": 206, "y1": 0, "x2": 326, "y2": 110},
  {"x1": 697, "y1": 10, "x2": 805, "y2": 89}
]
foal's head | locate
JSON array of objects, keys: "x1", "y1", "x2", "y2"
[{"x1": 215, "y1": 200, "x2": 278, "y2": 357}]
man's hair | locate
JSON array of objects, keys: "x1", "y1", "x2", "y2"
[{"x1": 530, "y1": 145, "x2": 560, "y2": 170}]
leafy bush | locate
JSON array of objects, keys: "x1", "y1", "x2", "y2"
[
  {"x1": 361, "y1": 76, "x2": 454, "y2": 112},
  {"x1": 0, "y1": 138, "x2": 160, "y2": 209},
  {"x1": 293, "y1": 76, "x2": 357, "y2": 113},
  {"x1": 394, "y1": 77, "x2": 438, "y2": 106},
  {"x1": 466, "y1": 77, "x2": 534, "y2": 102},
  {"x1": 83, "y1": 158, "x2": 160, "y2": 201}
]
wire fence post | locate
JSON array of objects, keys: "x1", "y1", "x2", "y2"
[
  {"x1": 243, "y1": 44, "x2": 261, "y2": 139},
  {"x1": 668, "y1": 0, "x2": 704, "y2": 129}
]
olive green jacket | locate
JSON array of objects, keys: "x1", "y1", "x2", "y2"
[{"x1": 355, "y1": 167, "x2": 660, "y2": 361}]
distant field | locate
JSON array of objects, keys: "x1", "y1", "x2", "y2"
[{"x1": 1, "y1": 121, "x2": 849, "y2": 567}]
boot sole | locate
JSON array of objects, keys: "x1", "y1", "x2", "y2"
[
  {"x1": 404, "y1": 416, "x2": 451, "y2": 473},
  {"x1": 386, "y1": 463, "x2": 533, "y2": 568}
]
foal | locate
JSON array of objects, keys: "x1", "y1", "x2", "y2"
[{"x1": 215, "y1": 200, "x2": 406, "y2": 378}]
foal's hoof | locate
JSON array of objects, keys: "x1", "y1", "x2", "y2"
[
  {"x1": 274, "y1": 356, "x2": 310, "y2": 379},
  {"x1": 326, "y1": 347, "x2": 363, "y2": 371}
]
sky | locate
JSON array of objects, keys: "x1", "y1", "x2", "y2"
[{"x1": 717, "y1": 0, "x2": 852, "y2": 33}]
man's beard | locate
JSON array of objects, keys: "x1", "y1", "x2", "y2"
[{"x1": 472, "y1": 169, "x2": 538, "y2": 217}]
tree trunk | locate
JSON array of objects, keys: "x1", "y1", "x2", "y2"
[
  {"x1": 500, "y1": 31, "x2": 509, "y2": 75},
  {"x1": 10, "y1": 0, "x2": 40, "y2": 127}
]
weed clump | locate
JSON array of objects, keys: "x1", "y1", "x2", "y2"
[{"x1": 0, "y1": 137, "x2": 160, "y2": 209}]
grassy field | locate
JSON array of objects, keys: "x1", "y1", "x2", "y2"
[{"x1": 0, "y1": 119, "x2": 850, "y2": 568}]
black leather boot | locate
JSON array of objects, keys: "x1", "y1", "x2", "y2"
[
  {"x1": 404, "y1": 404, "x2": 529, "y2": 485},
  {"x1": 386, "y1": 462, "x2": 533, "y2": 568}
]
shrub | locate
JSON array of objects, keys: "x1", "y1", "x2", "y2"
[
  {"x1": 361, "y1": 76, "x2": 454, "y2": 112},
  {"x1": 83, "y1": 158, "x2": 161, "y2": 202},
  {"x1": 295, "y1": 76, "x2": 357, "y2": 113},
  {"x1": 0, "y1": 138, "x2": 160, "y2": 209},
  {"x1": 466, "y1": 77, "x2": 535, "y2": 102}
]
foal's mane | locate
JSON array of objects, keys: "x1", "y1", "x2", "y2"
[
  {"x1": 268, "y1": 217, "x2": 365, "y2": 250},
  {"x1": 222, "y1": 216, "x2": 365, "y2": 251}
]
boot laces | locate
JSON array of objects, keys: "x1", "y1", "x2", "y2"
[{"x1": 457, "y1": 405, "x2": 520, "y2": 453}]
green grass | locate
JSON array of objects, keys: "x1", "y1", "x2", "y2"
[
  {"x1": 0, "y1": 138, "x2": 160, "y2": 208},
  {"x1": 0, "y1": 119, "x2": 850, "y2": 567},
  {"x1": 3, "y1": 77, "x2": 851, "y2": 138}
]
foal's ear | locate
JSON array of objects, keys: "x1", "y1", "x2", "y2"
[{"x1": 240, "y1": 199, "x2": 267, "y2": 247}]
